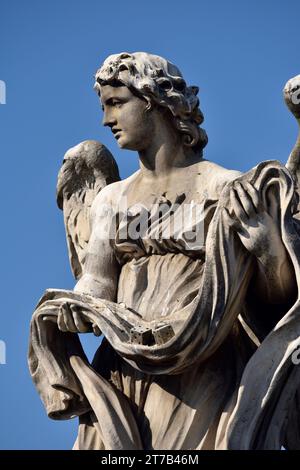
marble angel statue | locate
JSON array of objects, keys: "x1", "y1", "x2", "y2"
[{"x1": 29, "y1": 52, "x2": 300, "y2": 450}]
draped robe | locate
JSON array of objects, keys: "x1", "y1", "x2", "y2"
[{"x1": 28, "y1": 161, "x2": 300, "y2": 449}]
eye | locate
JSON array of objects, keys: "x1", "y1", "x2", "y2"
[{"x1": 111, "y1": 99, "x2": 123, "y2": 108}]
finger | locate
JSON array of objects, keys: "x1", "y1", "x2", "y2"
[
  {"x1": 266, "y1": 187, "x2": 279, "y2": 219},
  {"x1": 92, "y1": 324, "x2": 102, "y2": 337},
  {"x1": 42, "y1": 316, "x2": 57, "y2": 323},
  {"x1": 58, "y1": 307, "x2": 68, "y2": 332},
  {"x1": 244, "y1": 182, "x2": 261, "y2": 211},
  {"x1": 234, "y1": 182, "x2": 256, "y2": 217},
  {"x1": 72, "y1": 307, "x2": 91, "y2": 333},
  {"x1": 222, "y1": 207, "x2": 238, "y2": 228},
  {"x1": 223, "y1": 207, "x2": 245, "y2": 235},
  {"x1": 230, "y1": 188, "x2": 248, "y2": 224},
  {"x1": 61, "y1": 303, "x2": 78, "y2": 333}
]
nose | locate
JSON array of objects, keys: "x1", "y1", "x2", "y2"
[{"x1": 102, "y1": 109, "x2": 117, "y2": 128}]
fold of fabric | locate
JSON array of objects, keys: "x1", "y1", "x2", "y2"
[
  {"x1": 28, "y1": 160, "x2": 300, "y2": 449},
  {"x1": 225, "y1": 162, "x2": 300, "y2": 449}
]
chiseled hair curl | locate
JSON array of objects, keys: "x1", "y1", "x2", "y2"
[{"x1": 94, "y1": 52, "x2": 208, "y2": 154}]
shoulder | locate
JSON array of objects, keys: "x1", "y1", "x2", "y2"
[
  {"x1": 90, "y1": 170, "x2": 140, "y2": 219},
  {"x1": 198, "y1": 160, "x2": 242, "y2": 197}
]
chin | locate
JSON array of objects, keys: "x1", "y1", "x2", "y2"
[
  {"x1": 118, "y1": 139, "x2": 138, "y2": 151},
  {"x1": 117, "y1": 140, "x2": 128, "y2": 149}
]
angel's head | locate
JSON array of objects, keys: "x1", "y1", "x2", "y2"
[{"x1": 94, "y1": 52, "x2": 208, "y2": 155}]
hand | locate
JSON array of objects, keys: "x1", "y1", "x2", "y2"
[
  {"x1": 224, "y1": 181, "x2": 283, "y2": 259},
  {"x1": 44, "y1": 302, "x2": 101, "y2": 336}
]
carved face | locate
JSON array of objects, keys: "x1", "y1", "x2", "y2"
[{"x1": 99, "y1": 84, "x2": 155, "y2": 151}]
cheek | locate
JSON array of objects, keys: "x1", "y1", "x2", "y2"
[
  {"x1": 129, "y1": 106, "x2": 153, "y2": 136},
  {"x1": 122, "y1": 101, "x2": 148, "y2": 127}
]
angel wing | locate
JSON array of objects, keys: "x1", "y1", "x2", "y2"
[{"x1": 57, "y1": 140, "x2": 120, "y2": 279}]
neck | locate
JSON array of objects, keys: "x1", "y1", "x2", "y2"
[{"x1": 138, "y1": 113, "x2": 200, "y2": 180}]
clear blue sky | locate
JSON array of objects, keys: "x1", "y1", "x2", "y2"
[{"x1": 0, "y1": 0, "x2": 299, "y2": 449}]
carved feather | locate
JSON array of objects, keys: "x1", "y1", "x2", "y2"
[{"x1": 57, "y1": 140, "x2": 120, "y2": 279}]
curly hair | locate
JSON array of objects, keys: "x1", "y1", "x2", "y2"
[{"x1": 94, "y1": 52, "x2": 208, "y2": 154}]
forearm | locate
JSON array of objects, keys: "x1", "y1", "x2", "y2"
[
  {"x1": 74, "y1": 273, "x2": 117, "y2": 301},
  {"x1": 255, "y1": 248, "x2": 296, "y2": 304}
]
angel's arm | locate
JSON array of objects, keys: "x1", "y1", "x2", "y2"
[
  {"x1": 74, "y1": 184, "x2": 120, "y2": 301},
  {"x1": 252, "y1": 240, "x2": 296, "y2": 305}
]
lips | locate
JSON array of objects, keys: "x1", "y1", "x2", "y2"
[{"x1": 112, "y1": 128, "x2": 122, "y2": 139}]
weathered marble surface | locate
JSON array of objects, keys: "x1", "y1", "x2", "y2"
[{"x1": 29, "y1": 53, "x2": 300, "y2": 449}]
